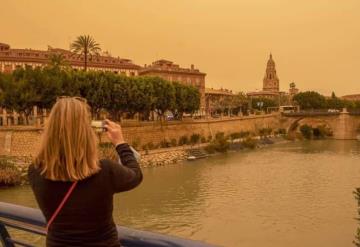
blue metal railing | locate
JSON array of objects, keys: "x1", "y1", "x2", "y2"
[{"x1": 0, "y1": 202, "x2": 215, "y2": 247}]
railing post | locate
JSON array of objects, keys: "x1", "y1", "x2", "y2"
[{"x1": 0, "y1": 223, "x2": 15, "y2": 247}]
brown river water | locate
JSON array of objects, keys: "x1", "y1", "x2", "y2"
[{"x1": 1, "y1": 140, "x2": 360, "y2": 247}]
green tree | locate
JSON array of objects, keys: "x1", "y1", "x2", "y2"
[
  {"x1": 78, "y1": 71, "x2": 112, "y2": 118},
  {"x1": 326, "y1": 91, "x2": 345, "y2": 110},
  {"x1": 172, "y1": 82, "x2": 200, "y2": 119},
  {"x1": 183, "y1": 85, "x2": 200, "y2": 115},
  {"x1": 231, "y1": 92, "x2": 249, "y2": 115},
  {"x1": 135, "y1": 77, "x2": 156, "y2": 120},
  {"x1": 293, "y1": 91, "x2": 327, "y2": 110},
  {"x1": 70, "y1": 35, "x2": 101, "y2": 71},
  {"x1": 105, "y1": 75, "x2": 130, "y2": 121},
  {"x1": 2, "y1": 68, "x2": 39, "y2": 124},
  {"x1": 151, "y1": 77, "x2": 175, "y2": 120},
  {"x1": 33, "y1": 67, "x2": 63, "y2": 109},
  {"x1": 48, "y1": 53, "x2": 69, "y2": 69}
]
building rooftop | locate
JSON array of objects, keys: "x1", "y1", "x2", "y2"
[
  {"x1": 205, "y1": 88, "x2": 234, "y2": 96},
  {"x1": 140, "y1": 59, "x2": 206, "y2": 76},
  {"x1": 0, "y1": 42, "x2": 141, "y2": 70}
]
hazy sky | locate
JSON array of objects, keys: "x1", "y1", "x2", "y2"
[{"x1": 1, "y1": 0, "x2": 359, "y2": 96}]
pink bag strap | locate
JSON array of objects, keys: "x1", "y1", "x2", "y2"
[{"x1": 46, "y1": 181, "x2": 78, "y2": 232}]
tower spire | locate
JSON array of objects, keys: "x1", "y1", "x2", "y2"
[{"x1": 263, "y1": 54, "x2": 279, "y2": 92}]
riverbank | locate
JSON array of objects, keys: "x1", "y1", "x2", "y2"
[
  {"x1": 135, "y1": 135, "x2": 289, "y2": 168},
  {"x1": 0, "y1": 135, "x2": 287, "y2": 187}
]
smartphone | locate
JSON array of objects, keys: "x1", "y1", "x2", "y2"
[{"x1": 91, "y1": 120, "x2": 107, "y2": 132}]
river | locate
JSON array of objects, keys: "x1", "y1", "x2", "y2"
[{"x1": 1, "y1": 140, "x2": 360, "y2": 247}]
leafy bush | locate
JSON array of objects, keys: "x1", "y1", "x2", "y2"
[
  {"x1": 242, "y1": 138, "x2": 257, "y2": 149},
  {"x1": 276, "y1": 128, "x2": 287, "y2": 135},
  {"x1": 215, "y1": 132, "x2": 225, "y2": 140},
  {"x1": 131, "y1": 138, "x2": 141, "y2": 149},
  {"x1": 190, "y1": 133, "x2": 201, "y2": 144},
  {"x1": 258, "y1": 128, "x2": 272, "y2": 137},
  {"x1": 170, "y1": 138, "x2": 177, "y2": 147},
  {"x1": 300, "y1": 124, "x2": 313, "y2": 139},
  {"x1": 205, "y1": 132, "x2": 229, "y2": 153},
  {"x1": 239, "y1": 131, "x2": 250, "y2": 138},
  {"x1": 160, "y1": 139, "x2": 171, "y2": 148},
  {"x1": 229, "y1": 132, "x2": 242, "y2": 140},
  {"x1": 178, "y1": 135, "x2": 189, "y2": 146},
  {"x1": 200, "y1": 136, "x2": 207, "y2": 143},
  {"x1": 0, "y1": 158, "x2": 21, "y2": 186},
  {"x1": 147, "y1": 142, "x2": 155, "y2": 150}
]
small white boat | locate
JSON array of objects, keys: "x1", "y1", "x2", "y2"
[{"x1": 187, "y1": 155, "x2": 197, "y2": 160}]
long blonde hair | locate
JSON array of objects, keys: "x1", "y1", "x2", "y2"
[{"x1": 34, "y1": 97, "x2": 100, "y2": 181}]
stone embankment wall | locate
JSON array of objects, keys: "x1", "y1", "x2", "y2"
[{"x1": 0, "y1": 114, "x2": 280, "y2": 157}]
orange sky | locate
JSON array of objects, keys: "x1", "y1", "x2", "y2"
[{"x1": 1, "y1": 0, "x2": 359, "y2": 96}]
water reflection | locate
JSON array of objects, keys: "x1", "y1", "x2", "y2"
[
  {"x1": 1, "y1": 140, "x2": 360, "y2": 247},
  {"x1": 113, "y1": 163, "x2": 206, "y2": 236}
]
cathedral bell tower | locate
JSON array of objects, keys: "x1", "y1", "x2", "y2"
[{"x1": 263, "y1": 53, "x2": 280, "y2": 92}]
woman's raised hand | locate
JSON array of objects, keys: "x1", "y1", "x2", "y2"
[{"x1": 104, "y1": 119, "x2": 125, "y2": 146}]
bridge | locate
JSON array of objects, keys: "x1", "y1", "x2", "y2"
[{"x1": 280, "y1": 110, "x2": 360, "y2": 140}]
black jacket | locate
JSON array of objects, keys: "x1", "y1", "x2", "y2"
[{"x1": 28, "y1": 143, "x2": 143, "y2": 247}]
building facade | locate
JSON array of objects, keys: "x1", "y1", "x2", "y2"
[
  {"x1": 205, "y1": 88, "x2": 235, "y2": 116},
  {"x1": 342, "y1": 94, "x2": 360, "y2": 101},
  {"x1": 139, "y1": 60, "x2": 206, "y2": 113},
  {"x1": 0, "y1": 42, "x2": 141, "y2": 75}
]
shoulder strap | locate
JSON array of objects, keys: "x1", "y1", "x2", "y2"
[{"x1": 46, "y1": 181, "x2": 78, "y2": 232}]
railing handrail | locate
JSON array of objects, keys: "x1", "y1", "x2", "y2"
[
  {"x1": 282, "y1": 111, "x2": 341, "y2": 117},
  {"x1": 0, "y1": 202, "x2": 214, "y2": 247}
]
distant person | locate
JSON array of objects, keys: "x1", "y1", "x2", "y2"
[{"x1": 28, "y1": 96, "x2": 143, "y2": 247}]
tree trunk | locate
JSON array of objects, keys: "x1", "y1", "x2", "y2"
[{"x1": 84, "y1": 51, "x2": 88, "y2": 71}]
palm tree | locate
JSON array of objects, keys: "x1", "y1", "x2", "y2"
[{"x1": 70, "y1": 35, "x2": 101, "y2": 71}]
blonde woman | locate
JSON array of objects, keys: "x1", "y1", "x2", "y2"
[{"x1": 28, "y1": 97, "x2": 143, "y2": 247}]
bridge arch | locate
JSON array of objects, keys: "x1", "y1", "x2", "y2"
[{"x1": 286, "y1": 116, "x2": 337, "y2": 138}]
